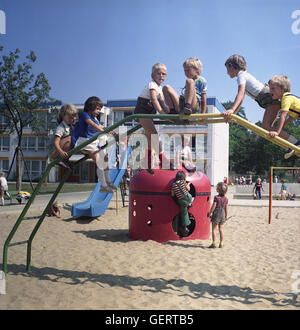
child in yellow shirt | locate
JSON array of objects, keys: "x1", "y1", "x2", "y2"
[{"x1": 268, "y1": 75, "x2": 300, "y2": 159}]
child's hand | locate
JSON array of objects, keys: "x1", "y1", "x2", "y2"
[
  {"x1": 269, "y1": 131, "x2": 278, "y2": 138},
  {"x1": 222, "y1": 109, "x2": 234, "y2": 122},
  {"x1": 59, "y1": 151, "x2": 69, "y2": 159}
]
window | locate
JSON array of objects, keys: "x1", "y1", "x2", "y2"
[
  {"x1": 0, "y1": 159, "x2": 9, "y2": 175},
  {"x1": 0, "y1": 136, "x2": 9, "y2": 151},
  {"x1": 123, "y1": 111, "x2": 135, "y2": 126},
  {"x1": 38, "y1": 136, "x2": 48, "y2": 151},
  {"x1": 113, "y1": 111, "x2": 134, "y2": 127},
  {"x1": 23, "y1": 160, "x2": 46, "y2": 181},
  {"x1": 21, "y1": 136, "x2": 48, "y2": 151},
  {"x1": 0, "y1": 115, "x2": 9, "y2": 131}
]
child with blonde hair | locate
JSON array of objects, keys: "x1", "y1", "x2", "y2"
[
  {"x1": 163, "y1": 57, "x2": 207, "y2": 115},
  {"x1": 134, "y1": 63, "x2": 172, "y2": 171},
  {"x1": 50, "y1": 104, "x2": 78, "y2": 167},
  {"x1": 268, "y1": 75, "x2": 300, "y2": 159},
  {"x1": 208, "y1": 182, "x2": 228, "y2": 248}
]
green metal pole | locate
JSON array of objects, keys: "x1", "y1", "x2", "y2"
[
  {"x1": 26, "y1": 167, "x2": 73, "y2": 272},
  {"x1": 2, "y1": 162, "x2": 56, "y2": 273}
]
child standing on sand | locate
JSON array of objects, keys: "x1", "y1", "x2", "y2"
[
  {"x1": 253, "y1": 178, "x2": 264, "y2": 200},
  {"x1": 0, "y1": 172, "x2": 8, "y2": 206},
  {"x1": 208, "y1": 182, "x2": 228, "y2": 248}
]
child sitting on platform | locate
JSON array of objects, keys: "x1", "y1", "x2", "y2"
[
  {"x1": 163, "y1": 57, "x2": 207, "y2": 115},
  {"x1": 134, "y1": 63, "x2": 172, "y2": 171},
  {"x1": 74, "y1": 96, "x2": 116, "y2": 193},
  {"x1": 49, "y1": 104, "x2": 78, "y2": 168}
]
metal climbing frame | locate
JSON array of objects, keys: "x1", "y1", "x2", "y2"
[{"x1": 2, "y1": 113, "x2": 300, "y2": 273}]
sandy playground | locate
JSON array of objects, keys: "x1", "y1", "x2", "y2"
[{"x1": 0, "y1": 201, "x2": 299, "y2": 310}]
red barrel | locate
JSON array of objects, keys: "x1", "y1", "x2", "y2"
[{"x1": 128, "y1": 169, "x2": 211, "y2": 243}]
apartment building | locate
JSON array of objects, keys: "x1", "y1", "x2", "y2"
[{"x1": 0, "y1": 97, "x2": 228, "y2": 186}]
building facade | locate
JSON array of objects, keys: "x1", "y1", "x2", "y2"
[{"x1": 0, "y1": 97, "x2": 228, "y2": 186}]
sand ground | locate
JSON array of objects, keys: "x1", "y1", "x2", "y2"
[{"x1": 0, "y1": 202, "x2": 299, "y2": 310}]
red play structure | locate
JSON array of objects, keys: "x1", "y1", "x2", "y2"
[{"x1": 129, "y1": 169, "x2": 211, "y2": 243}]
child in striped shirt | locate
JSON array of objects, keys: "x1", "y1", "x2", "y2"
[{"x1": 171, "y1": 171, "x2": 193, "y2": 237}]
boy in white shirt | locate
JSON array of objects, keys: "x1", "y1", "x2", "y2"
[
  {"x1": 222, "y1": 55, "x2": 293, "y2": 143},
  {"x1": 134, "y1": 63, "x2": 171, "y2": 172}
]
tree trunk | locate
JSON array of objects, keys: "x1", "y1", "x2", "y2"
[{"x1": 16, "y1": 147, "x2": 23, "y2": 191}]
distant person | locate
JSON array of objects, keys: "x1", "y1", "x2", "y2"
[
  {"x1": 74, "y1": 96, "x2": 116, "y2": 193},
  {"x1": 280, "y1": 179, "x2": 287, "y2": 200},
  {"x1": 171, "y1": 171, "x2": 193, "y2": 238},
  {"x1": 253, "y1": 178, "x2": 264, "y2": 200},
  {"x1": 0, "y1": 172, "x2": 8, "y2": 206},
  {"x1": 222, "y1": 55, "x2": 281, "y2": 136},
  {"x1": 268, "y1": 75, "x2": 300, "y2": 159},
  {"x1": 163, "y1": 57, "x2": 207, "y2": 115},
  {"x1": 208, "y1": 182, "x2": 228, "y2": 248},
  {"x1": 49, "y1": 104, "x2": 78, "y2": 168},
  {"x1": 47, "y1": 201, "x2": 61, "y2": 218},
  {"x1": 175, "y1": 135, "x2": 196, "y2": 172}
]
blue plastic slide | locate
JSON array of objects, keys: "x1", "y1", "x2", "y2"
[{"x1": 71, "y1": 146, "x2": 131, "y2": 217}]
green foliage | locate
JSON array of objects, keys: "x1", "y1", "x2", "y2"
[
  {"x1": 223, "y1": 101, "x2": 300, "y2": 176},
  {"x1": 0, "y1": 47, "x2": 60, "y2": 135},
  {"x1": 0, "y1": 47, "x2": 61, "y2": 189}
]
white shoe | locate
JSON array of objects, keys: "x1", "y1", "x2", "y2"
[{"x1": 100, "y1": 186, "x2": 114, "y2": 194}]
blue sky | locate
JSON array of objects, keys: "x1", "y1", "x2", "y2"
[{"x1": 0, "y1": 0, "x2": 299, "y2": 123}]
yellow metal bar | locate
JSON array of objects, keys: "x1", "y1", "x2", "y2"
[
  {"x1": 230, "y1": 114, "x2": 300, "y2": 156},
  {"x1": 116, "y1": 189, "x2": 119, "y2": 215}
]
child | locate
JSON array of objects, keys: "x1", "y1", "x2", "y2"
[
  {"x1": 50, "y1": 104, "x2": 78, "y2": 167},
  {"x1": 134, "y1": 63, "x2": 171, "y2": 170},
  {"x1": 0, "y1": 172, "x2": 8, "y2": 206},
  {"x1": 280, "y1": 179, "x2": 287, "y2": 200},
  {"x1": 74, "y1": 96, "x2": 116, "y2": 193},
  {"x1": 222, "y1": 55, "x2": 282, "y2": 135},
  {"x1": 208, "y1": 182, "x2": 228, "y2": 248},
  {"x1": 175, "y1": 135, "x2": 196, "y2": 172},
  {"x1": 253, "y1": 178, "x2": 264, "y2": 200},
  {"x1": 47, "y1": 201, "x2": 61, "y2": 218},
  {"x1": 268, "y1": 75, "x2": 300, "y2": 159},
  {"x1": 163, "y1": 57, "x2": 207, "y2": 115},
  {"x1": 171, "y1": 171, "x2": 193, "y2": 237}
]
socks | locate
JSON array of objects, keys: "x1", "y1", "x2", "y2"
[
  {"x1": 104, "y1": 169, "x2": 112, "y2": 185},
  {"x1": 96, "y1": 168, "x2": 107, "y2": 187},
  {"x1": 288, "y1": 135, "x2": 297, "y2": 144}
]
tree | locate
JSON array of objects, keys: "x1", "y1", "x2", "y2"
[
  {"x1": 223, "y1": 100, "x2": 300, "y2": 177},
  {"x1": 0, "y1": 47, "x2": 60, "y2": 190}
]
